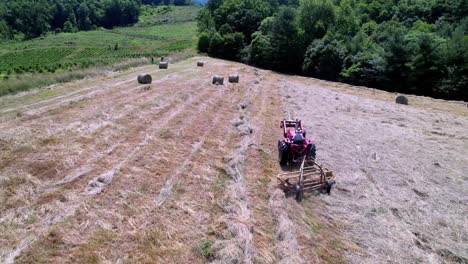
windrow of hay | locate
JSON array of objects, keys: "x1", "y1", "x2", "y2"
[
  {"x1": 268, "y1": 188, "x2": 303, "y2": 263},
  {"x1": 212, "y1": 89, "x2": 255, "y2": 263}
]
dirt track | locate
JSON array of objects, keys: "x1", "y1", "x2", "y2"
[{"x1": 0, "y1": 57, "x2": 467, "y2": 263}]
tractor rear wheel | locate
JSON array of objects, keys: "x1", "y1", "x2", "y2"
[
  {"x1": 307, "y1": 143, "x2": 316, "y2": 160},
  {"x1": 326, "y1": 180, "x2": 333, "y2": 195},
  {"x1": 278, "y1": 140, "x2": 289, "y2": 166}
]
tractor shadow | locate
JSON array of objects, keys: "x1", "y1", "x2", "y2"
[{"x1": 280, "y1": 163, "x2": 302, "y2": 172}]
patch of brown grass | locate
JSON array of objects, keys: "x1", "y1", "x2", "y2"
[
  {"x1": 71, "y1": 228, "x2": 118, "y2": 264},
  {"x1": 135, "y1": 225, "x2": 183, "y2": 262},
  {"x1": 317, "y1": 239, "x2": 347, "y2": 264},
  {"x1": 37, "y1": 189, "x2": 68, "y2": 205},
  {"x1": 40, "y1": 135, "x2": 61, "y2": 145},
  {"x1": 291, "y1": 200, "x2": 349, "y2": 264},
  {"x1": 27, "y1": 159, "x2": 60, "y2": 180},
  {"x1": 159, "y1": 128, "x2": 174, "y2": 140},
  {"x1": 16, "y1": 227, "x2": 67, "y2": 264},
  {"x1": 0, "y1": 173, "x2": 41, "y2": 210}
]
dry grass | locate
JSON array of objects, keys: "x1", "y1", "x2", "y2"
[
  {"x1": 40, "y1": 135, "x2": 61, "y2": 145},
  {"x1": 70, "y1": 228, "x2": 118, "y2": 264},
  {"x1": 2, "y1": 56, "x2": 466, "y2": 264},
  {"x1": 282, "y1": 77, "x2": 468, "y2": 263},
  {"x1": 268, "y1": 189, "x2": 303, "y2": 263},
  {"x1": 0, "y1": 173, "x2": 41, "y2": 211},
  {"x1": 211, "y1": 81, "x2": 258, "y2": 263},
  {"x1": 15, "y1": 227, "x2": 66, "y2": 264},
  {"x1": 0, "y1": 58, "x2": 154, "y2": 98}
]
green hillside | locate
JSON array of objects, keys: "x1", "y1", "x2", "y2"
[{"x1": 0, "y1": 5, "x2": 200, "y2": 96}]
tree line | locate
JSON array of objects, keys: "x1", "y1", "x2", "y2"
[
  {"x1": 142, "y1": 0, "x2": 192, "y2": 5},
  {"x1": 0, "y1": 0, "x2": 192, "y2": 41},
  {"x1": 197, "y1": 0, "x2": 468, "y2": 101},
  {"x1": 0, "y1": 0, "x2": 141, "y2": 39}
]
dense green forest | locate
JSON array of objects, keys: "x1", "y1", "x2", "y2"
[
  {"x1": 197, "y1": 0, "x2": 468, "y2": 100},
  {"x1": 0, "y1": 0, "x2": 192, "y2": 40}
]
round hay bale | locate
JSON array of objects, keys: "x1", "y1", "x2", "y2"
[
  {"x1": 137, "y1": 74, "x2": 152, "y2": 84},
  {"x1": 197, "y1": 61, "x2": 204, "y2": 67},
  {"x1": 212, "y1": 75, "x2": 224, "y2": 85},
  {"x1": 159, "y1": 61, "x2": 168, "y2": 69},
  {"x1": 396, "y1": 95, "x2": 408, "y2": 105},
  {"x1": 228, "y1": 74, "x2": 239, "y2": 83}
]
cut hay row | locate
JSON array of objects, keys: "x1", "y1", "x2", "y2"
[
  {"x1": 245, "y1": 71, "x2": 302, "y2": 263},
  {"x1": 152, "y1": 87, "x2": 229, "y2": 208},
  {"x1": 268, "y1": 188, "x2": 303, "y2": 263},
  {"x1": 212, "y1": 85, "x2": 256, "y2": 263},
  {"x1": 84, "y1": 81, "x2": 219, "y2": 196}
]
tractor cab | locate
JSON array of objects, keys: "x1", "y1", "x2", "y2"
[
  {"x1": 278, "y1": 119, "x2": 316, "y2": 165},
  {"x1": 283, "y1": 120, "x2": 306, "y2": 141}
]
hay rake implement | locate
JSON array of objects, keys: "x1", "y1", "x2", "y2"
[{"x1": 277, "y1": 157, "x2": 335, "y2": 202}]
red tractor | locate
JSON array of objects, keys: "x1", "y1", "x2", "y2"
[{"x1": 278, "y1": 119, "x2": 316, "y2": 166}]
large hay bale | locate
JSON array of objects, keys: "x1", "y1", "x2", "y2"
[
  {"x1": 396, "y1": 95, "x2": 408, "y2": 105},
  {"x1": 159, "y1": 61, "x2": 168, "y2": 69},
  {"x1": 229, "y1": 74, "x2": 239, "y2": 83},
  {"x1": 137, "y1": 74, "x2": 152, "y2": 84},
  {"x1": 197, "y1": 61, "x2": 204, "y2": 67},
  {"x1": 212, "y1": 75, "x2": 224, "y2": 85}
]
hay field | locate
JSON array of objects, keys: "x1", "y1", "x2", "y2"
[{"x1": 0, "y1": 57, "x2": 467, "y2": 263}]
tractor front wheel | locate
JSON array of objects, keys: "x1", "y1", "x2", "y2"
[{"x1": 278, "y1": 140, "x2": 289, "y2": 166}]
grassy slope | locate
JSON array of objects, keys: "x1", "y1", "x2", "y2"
[{"x1": 0, "y1": 5, "x2": 200, "y2": 96}]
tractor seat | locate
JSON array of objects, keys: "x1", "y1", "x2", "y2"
[{"x1": 292, "y1": 133, "x2": 304, "y2": 144}]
